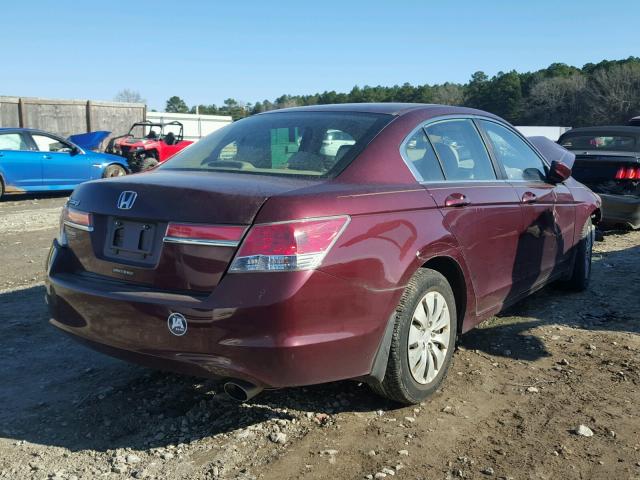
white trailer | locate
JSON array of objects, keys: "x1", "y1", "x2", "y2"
[{"x1": 146, "y1": 111, "x2": 232, "y2": 142}]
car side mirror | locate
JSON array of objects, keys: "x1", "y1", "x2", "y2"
[
  {"x1": 547, "y1": 160, "x2": 571, "y2": 184},
  {"x1": 69, "y1": 146, "x2": 81, "y2": 156}
]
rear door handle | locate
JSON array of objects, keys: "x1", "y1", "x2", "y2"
[
  {"x1": 521, "y1": 192, "x2": 537, "y2": 204},
  {"x1": 444, "y1": 193, "x2": 470, "y2": 208}
]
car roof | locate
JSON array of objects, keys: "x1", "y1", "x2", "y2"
[
  {"x1": 0, "y1": 127, "x2": 64, "y2": 136},
  {"x1": 561, "y1": 125, "x2": 640, "y2": 136},
  {"x1": 261, "y1": 102, "x2": 486, "y2": 117}
]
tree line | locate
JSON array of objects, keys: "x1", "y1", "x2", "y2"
[{"x1": 162, "y1": 57, "x2": 640, "y2": 126}]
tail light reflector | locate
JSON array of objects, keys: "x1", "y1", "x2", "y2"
[
  {"x1": 164, "y1": 223, "x2": 246, "y2": 246},
  {"x1": 230, "y1": 216, "x2": 350, "y2": 272}
]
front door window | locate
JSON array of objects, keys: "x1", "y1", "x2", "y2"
[{"x1": 31, "y1": 134, "x2": 74, "y2": 153}]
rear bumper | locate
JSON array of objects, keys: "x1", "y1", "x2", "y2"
[
  {"x1": 599, "y1": 193, "x2": 640, "y2": 229},
  {"x1": 45, "y1": 240, "x2": 396, "y2": 388}
]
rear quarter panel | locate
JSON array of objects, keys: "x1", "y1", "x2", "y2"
[
  {"x1": 256, "y1": 109, "x2": 495, "y2": 334},
  {"x1": 257, "y1": 185, "x2": 478, "y2": 332}
]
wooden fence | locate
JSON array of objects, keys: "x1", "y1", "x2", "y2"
[{"x1": 0, "y1": 96, "x2": 146, "y2": 141}]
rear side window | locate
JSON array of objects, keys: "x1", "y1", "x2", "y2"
[
  {"x1": 424, "y1": 119, "x2": 496, "y2": 181},
  {"x1": 479, "y1": 120, "x2": 547, "y2": 181},
  {"x1": 160, "y1": 112, "x2": 393, "y2": 178},
  {"x1": 402, "y1": 129, "x2": 444, "y2": 181},
  {"x1": 0, "y1": 133, "x2": 28, "y2": 150}
]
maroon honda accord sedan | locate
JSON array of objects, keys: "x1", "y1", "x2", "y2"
[{"x1": 46, "y1": 104, "x2": 600, "y2": 404}]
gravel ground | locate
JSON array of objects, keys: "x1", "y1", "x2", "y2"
[{"x1": 0, "y1": 194, "x2": 639, "y2": 480}]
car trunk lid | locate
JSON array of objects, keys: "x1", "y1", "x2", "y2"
[
  {"x1": 571, "y1": 151, "x2": 640, "y2": 196},
  {"x1": 62, "y1": 170, "x2": 318, "y2": 292}
]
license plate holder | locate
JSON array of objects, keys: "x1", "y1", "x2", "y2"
[{"x1": 107, "y1": 218, "x2": 157, "y2": 259}]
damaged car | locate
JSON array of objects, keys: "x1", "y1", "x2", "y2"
[
  {"x1": 0, "y1": 128, "x2": 127, "y2": 200},
  {"x1": 46, "y1": 104, "x2": 600, "y2": 404},
  {"x1": 559, "y1": 126, "x2": 640, "y2": 229}
]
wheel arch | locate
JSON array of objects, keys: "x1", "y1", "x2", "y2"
[
  {"x1": 103, "y1": 161, "x2": 130, "y2": 177},
  {"x1": 366, "y1": 252, "x2": 473, "y2": 385},
  {"x1": 420, "y1": 256, "x2": 467, "y2": 334}
]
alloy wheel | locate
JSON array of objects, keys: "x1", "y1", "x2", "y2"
[
  {"x1": 105, "y1": 165, "x2": 126, "y2": 177},
  {"x1": 407, "y1": 291, "x2": 451, "y2": 385}
]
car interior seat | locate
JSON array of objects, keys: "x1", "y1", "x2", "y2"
[
  {"x1": 147, "y1": 130, "x2": 157, "y2": 140},
  {"x1": 287, "y1": 151, "x2": 324, "y2": 172},
  {"x1": 164, "y1": 132, "x2": 176, "y2": 145}
]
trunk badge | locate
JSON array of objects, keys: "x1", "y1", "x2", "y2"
[
  {"x1": 117, "y1": 191, "x2": 138, "y2": 210},
  {"x1": 112, "y1": 267, "x2": 134, "y2": 276},
  {"x1": 168, "y1": 313, "x2": 188, "y2": 336}
]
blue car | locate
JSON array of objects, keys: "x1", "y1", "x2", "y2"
[{"x1": 0, "y1": 128, "x2": 128, "y2": 199}]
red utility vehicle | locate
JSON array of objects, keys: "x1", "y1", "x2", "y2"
[
  {"x1": 107, "y1": 121, "x2": 193, "y2": 172},
  {"x1": 46, "y1": 104, "x2": 600, "y2": 404}
]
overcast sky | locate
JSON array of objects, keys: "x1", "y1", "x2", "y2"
[{"x1": 2, "y1": 0, "x2": 639, "y2": 110}]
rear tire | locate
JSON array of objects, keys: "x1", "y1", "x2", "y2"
[
  {"x1": 561, "y1": 217, "x2": 594, "y2": 291},
  {"x1": 371, "y1": 269, "x2": 457, "y2": 405},
  {"x1": 0, "y1": 177, "x2": 4, "y2": 201},
  {"x1": 103, "y1": 164, "x2": 127, "y2": 178}
]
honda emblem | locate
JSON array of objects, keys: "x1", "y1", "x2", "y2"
[{"x1": 117, "y1": 191, "x2": 137, "y2": 210}]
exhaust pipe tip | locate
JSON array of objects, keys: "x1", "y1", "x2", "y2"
[{"x1": 223, "y1": 380, "x2": 263, "y2": 402}]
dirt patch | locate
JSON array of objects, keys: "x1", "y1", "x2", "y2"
[
  {"x1": 0, "y1": 194, "x2": 67, "y2": 290},
  {"x1": 0, "y1": 197, "x2": 639, "y2": 480}
]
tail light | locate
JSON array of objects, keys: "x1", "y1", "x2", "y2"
[
  {"x1": 58, "y1": 206, "x2": 93, "y2": 246},
  {"x1": 615, "y1": 165, "x2": 640, "y2": 180},
  {"x1": 229, "y1": 216, "x2": 350, "y2": 272},
  {"x1": 164, "y1": 223, "x2": 246, "y2": 246},
  {"x1": 62, "y1": 207, "x2": 93, "y2": 232}
]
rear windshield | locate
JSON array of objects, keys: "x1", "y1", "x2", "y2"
[
  {"x1": 559, "y1": 134, "x2": 637, "y2": 151},
  {"x1": 159, "y1": 111, "x2": 392, "y2": 178}
]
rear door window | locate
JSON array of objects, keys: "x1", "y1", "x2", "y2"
[
  {"x1": 479, "y1": 120, "x2": 547, "y2": 182},
  {"x1": 424, "y1": 119, "x2": 496, "y2": 181},
  {"x1": 0, "y1": 133, "x2": 29, "y2": 150}
]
